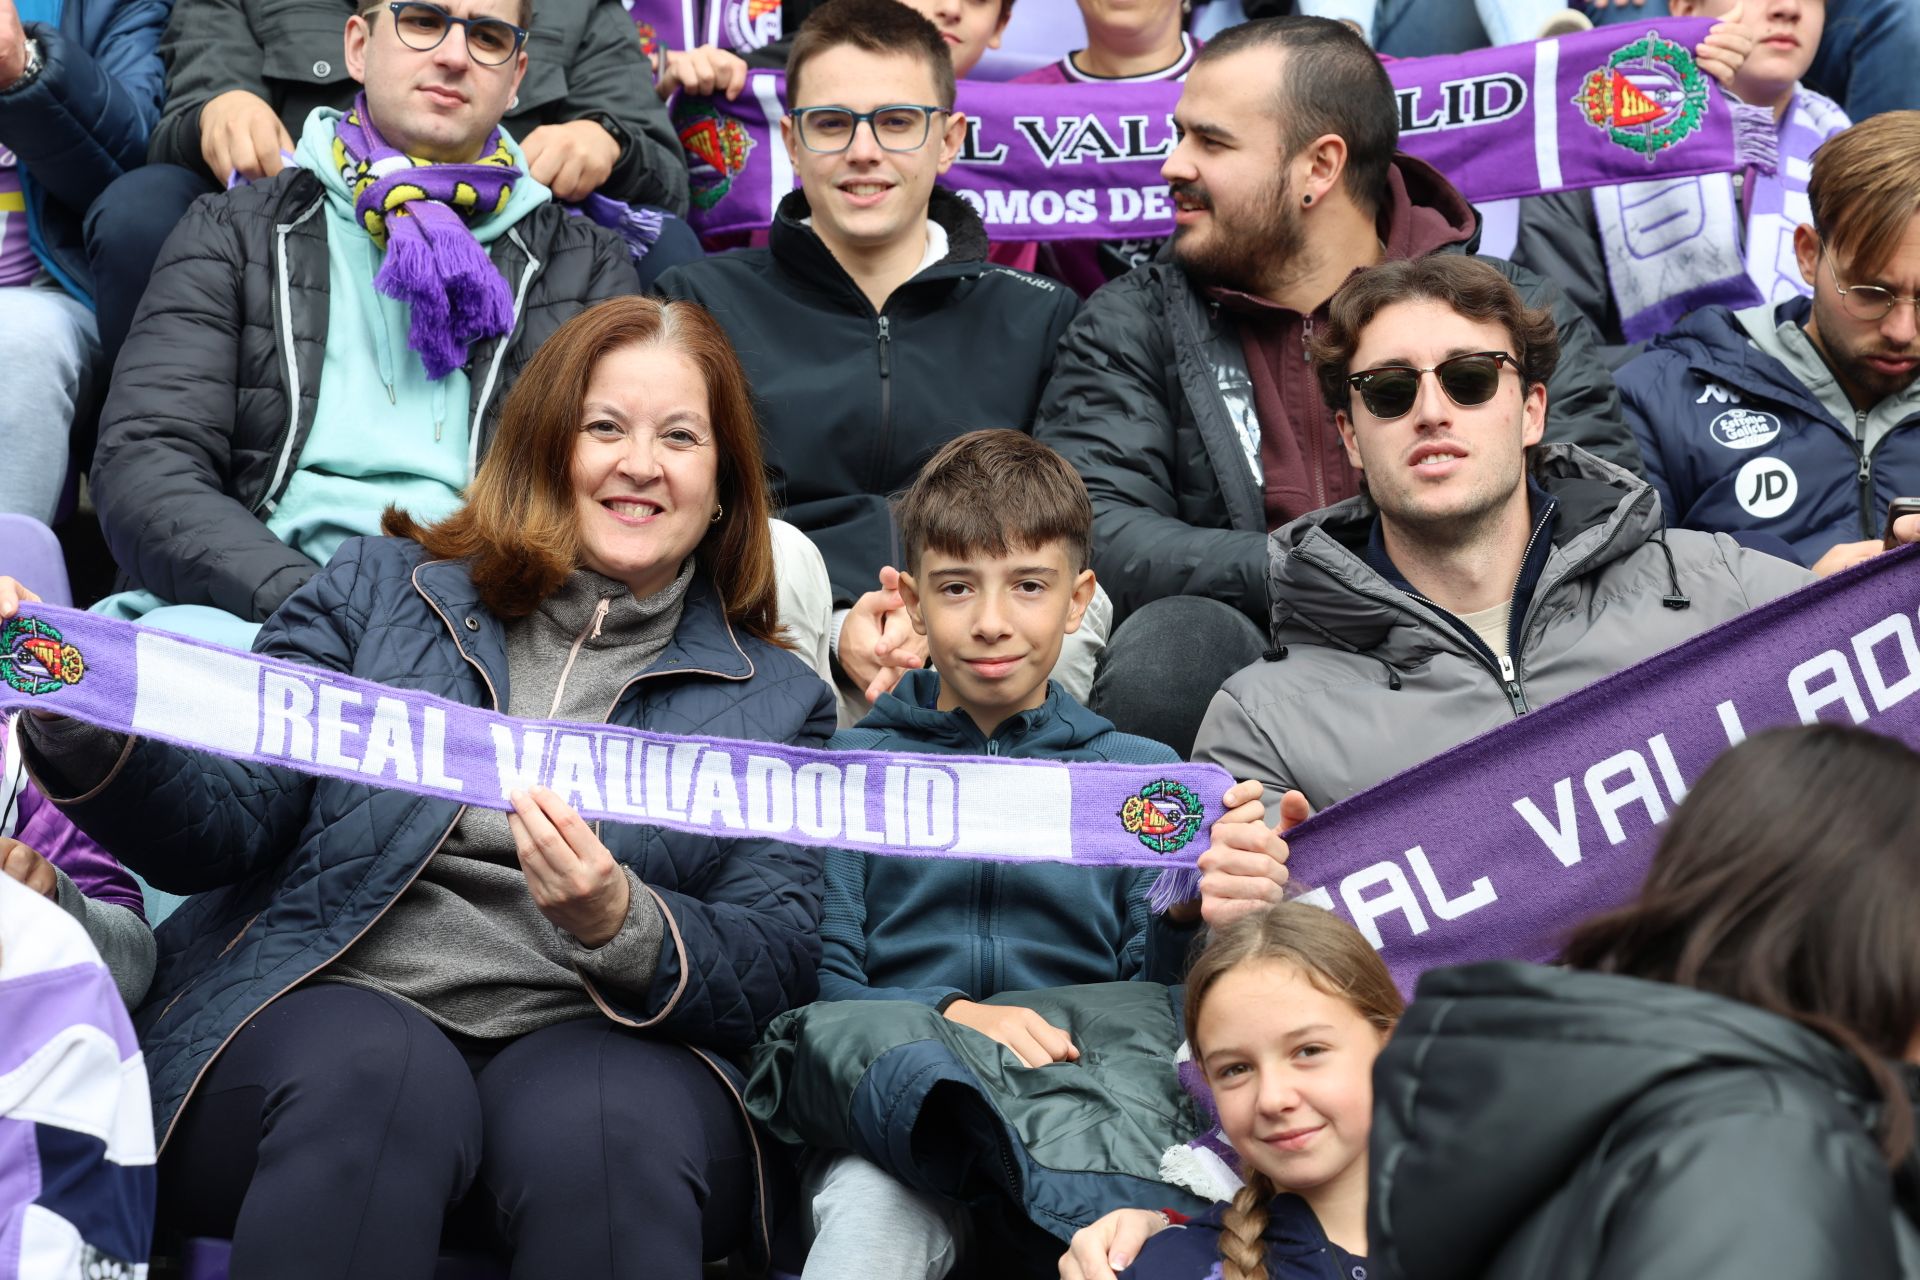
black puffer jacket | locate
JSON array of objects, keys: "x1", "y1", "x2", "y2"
[
  {"x1": 656, "y1": 187, "x2": 1079, "y2": 605},
  {"x1": 147, "y1": 0, "x2": 688, "y2": 212},
  {"x1": 1033, "y1": 158, "x2": 1640, "y2": 625},
  {"x1": 1370, "y1": 962, "x2": 1920, "y2": 1280},
  {"x1": 92, "y1": 168, "x2": 638, "y2": 623}
]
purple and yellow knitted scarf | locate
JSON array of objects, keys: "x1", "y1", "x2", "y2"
[{"x1": 333, "y1": 93, "x2": 518, "y2": 380}]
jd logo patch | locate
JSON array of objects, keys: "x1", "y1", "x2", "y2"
[
  {"x1": 1, "y1": 616, "x2": 86, "y2": 697},
  {"x1": 1709, "y1": 408, "x2": 1782, "y2": 450},
  {"x1": 1574, "y1": 30, "x2": 1710, "y2": 160},
  {"x1": 1735, "y1": 456, "x2": 1798, "y2": 519},
  {"x1": 1120, "y1": 779, "x2": 1204, "y2": 855}
]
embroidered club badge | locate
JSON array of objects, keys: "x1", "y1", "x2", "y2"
[
  {"x1": 1574, "y1": 30, "x2": 1710, "y2": 160},
  {"x1": 1120, "y1": 779, "x2": 1205, "y2": 855},
  {"x1": 674, "y1": 99, "x2": 758, "y2": 211},
  {"x1": 1, "y1": 616, "x2": 86, "y2": 696}
]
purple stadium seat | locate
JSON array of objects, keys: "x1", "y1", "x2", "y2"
[
  {"x1": 180, "y1": 1239, "x2": 508, "y2": 1279},
  {"x1": 0, "y1": 513, "x2": 72, "y2": 607}
]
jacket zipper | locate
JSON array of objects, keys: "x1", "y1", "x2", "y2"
[
  {"x1": 1856, "y1": 410, "x2": 1875, "y2": 539},
  {"x1": 547, "y1": 598, "x2": 612, "y2": 717},
  {"x1": 256, "y1": 194, "x2": 329, "y2": 515},
  {"x1": 1301, "y1": 314, "x2": 1326, "y2": 510},
  {"x1": 977, "y1": 737, "x2": 999, "y2": 994},
  {"x1": 1491, "y1": 501, "x2": 1556, "y2": 715}
]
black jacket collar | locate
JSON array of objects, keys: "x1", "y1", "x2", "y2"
[{"x1": 767, "y1": 185, "x2": 991, "y2": 302}]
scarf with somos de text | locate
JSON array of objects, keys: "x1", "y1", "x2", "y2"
[{"x1": 333, "y1": 93, "x2": 518, "y2": 380}]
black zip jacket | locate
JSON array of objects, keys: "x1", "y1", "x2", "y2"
[{"x1": 655, "y1": 187, "x2": 1079, "y2": 605}]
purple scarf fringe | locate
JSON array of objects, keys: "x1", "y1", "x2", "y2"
[{"x1": 570, "y1": 192, "x2": 665, "y2": 265}]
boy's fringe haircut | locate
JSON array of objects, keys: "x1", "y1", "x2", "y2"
[{"x1": 893, "y1": 429, "x2": 1093, "y2": 573}]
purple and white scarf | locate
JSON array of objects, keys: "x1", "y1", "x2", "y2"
[
  {"x1": 1596, "y1": 85, "x2": 1850, "y2": 343},
  {"x1": 0, "y1": 607, "x2": 1234, "y2": 870}
]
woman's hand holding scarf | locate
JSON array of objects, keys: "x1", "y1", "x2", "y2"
[{"x1": 508, "y1": 784, "x2": 633, "y2": 947}]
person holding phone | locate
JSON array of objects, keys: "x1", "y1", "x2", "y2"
[{"x1": 1616, "y1": 111, "x2": 1920, "y2": 573}]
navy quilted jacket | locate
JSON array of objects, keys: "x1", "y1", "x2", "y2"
[{"x1": 51, "y1": 536, "x2": 835, "y2": 1160}]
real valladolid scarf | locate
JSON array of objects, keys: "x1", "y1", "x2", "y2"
[
  {"x1": 670, "y1": 19, "x2": 1777, "y2": 243},
  {"x1": 331, "y1": 93, "x2": 664, "y2": 380},
  {"x1": 0, "y1": 605, "x2": 1234, "y2": 870},
  {"x1": 8, "y1": 552, "x2": 1920, "y2": 956}
]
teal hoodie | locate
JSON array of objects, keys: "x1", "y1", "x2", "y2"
[
  {"x1": 266, "y1": 108, "x2": 554, "y2": 571},
  {"x1": 817, "y1": 670, "x2": 1202, "y2": 1007}
]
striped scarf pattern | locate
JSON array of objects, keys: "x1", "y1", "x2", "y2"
[{"x1": 333, "y1": 93, "x2": 519, "y2": 379}]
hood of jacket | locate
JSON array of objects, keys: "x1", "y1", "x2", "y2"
[
  {"x1": 1370, "y1": 961, "x2": 1907, "y2": 1279},
  {"x1": 767, "y1": 184, "x2": 991, "y2": 299},
  {"x1": 858, "y1": 669, "x2": 1118, "y2": 754},
  {"x1": 1382, "y1": 152, "x2": 1479, "y2": 261},
  {"x1": 1263, "y1": 443, "x2": 1658, "y2": 654}
]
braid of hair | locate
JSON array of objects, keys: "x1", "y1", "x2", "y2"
[{"x1": 1218, "y1": 1172, "x2": 1277, "y2": 1280}]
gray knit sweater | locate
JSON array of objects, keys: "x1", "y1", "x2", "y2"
[{"x1": 321, "y1": 561, "x2": 694, "y2": 1038}]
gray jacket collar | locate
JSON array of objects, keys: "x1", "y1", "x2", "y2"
[{"x1": 1264, "y1": 444, "x2": 1662, "y2": 657}]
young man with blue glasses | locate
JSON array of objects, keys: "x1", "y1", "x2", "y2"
[
  {"x1": 86, "y1": 0, "x2": 641, "y2": 645},
  {"x1": 656, "y1": 0, "x2": 1085, "y2": 726},
  {"x1": 80, "y1": 0, "x2": 692, "y2": 380}
]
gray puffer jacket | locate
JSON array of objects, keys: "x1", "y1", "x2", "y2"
[{"x1": 1192, "y1": 445, "x2": 1812, "y2": 812}]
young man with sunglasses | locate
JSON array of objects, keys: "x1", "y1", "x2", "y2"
[
  {"x1": 1616, "y1": 112, "x2": 1920, "y2": 575},
  {"x1": 1031, "y1": 16, "x2": 1640, "y2": 760},
  {"x1": 1188, "y1": 252, "x2": 1920, "y2": 818},
  {"x1": 84, "y1": 0, "x2": 641, "y2": 643},
  {"x1": 656, "y1": 0, "x2": 1082, "y2": 723}
]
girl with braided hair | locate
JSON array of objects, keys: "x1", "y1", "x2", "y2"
[{"x1": 1068, "y1": 902, "x2": 1399, "y2": 1280}]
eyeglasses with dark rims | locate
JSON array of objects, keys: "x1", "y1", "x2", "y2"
[
  {"x1": 1345, "y1": 351, "x2": 1521, "y2": 421},
  {"x1": 790, "y1": 105, "x2": 948, "y2": 154},
  {"x1": 377, "y1": 1, "x2": 528, "y2": 66}
]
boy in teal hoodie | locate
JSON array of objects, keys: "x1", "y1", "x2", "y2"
[{"x1": 801, "y1": 429, "x2": 1290, "y2": 1280}]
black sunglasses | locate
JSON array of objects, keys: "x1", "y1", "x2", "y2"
[{"x1": 1345, "y1": 351, "x2": 1520, "y2": 420}]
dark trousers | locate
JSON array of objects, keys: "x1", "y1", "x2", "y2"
[
  {"x1": 85, "y1": 164, "x2": 219, "y2": 380},
  {"x1": 158, "y1": 984, "x2": 755, "y2": 1280},
  {"x1": 1090, "y1": 595, "x2": 1268, "y2": 760}
]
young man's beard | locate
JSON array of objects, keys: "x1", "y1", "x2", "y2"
[
  {"x1": 1169, "y1": 170, "x2": 1305, "y2": 296},
  {"x1": 1810, "y1": 291, "x2": 1920, "y2": 407}
]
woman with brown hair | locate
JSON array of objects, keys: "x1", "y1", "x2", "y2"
[
  {"x1": 4, "y1": 295, "x2": 836, "y2": 1279},
  {"x1": 1367, "y1": 724, "x2": 1920, "y2": 1280}
]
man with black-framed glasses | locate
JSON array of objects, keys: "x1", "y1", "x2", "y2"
[
  {"x1": 82, "y1": 0, "x2": 646, "y2": 644},
  {"x1": 1187, "y1": 252, "x2": 1904, "y2": 820},
  {"x1": 657, "y1": 0, "x2": 1086, "y2": 729},
  {"x1": 77, "y1": 0, "x2": 694, "y2": 387},
  {"x1": 1619, "y1": 111, "x2": 1920, "y2": 576}
]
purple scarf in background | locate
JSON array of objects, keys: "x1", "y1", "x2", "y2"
[
  {"x1": 673, "y1": 20, "x2": 1777, "y2": 242},
  {"x1": 333, "y1": 93, "x2": 519, "y2": 379}
]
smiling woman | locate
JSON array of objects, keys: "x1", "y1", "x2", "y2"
[{"x1": 14, "y1": 294, "x2": 836, "y2": 1276}]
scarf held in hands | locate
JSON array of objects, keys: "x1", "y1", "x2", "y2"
[{"x1": 0, "y1": 606, "x2": 1235, "y2": 869}]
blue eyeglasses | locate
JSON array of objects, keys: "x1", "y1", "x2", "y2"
[{"x1": 378, "y1": 1, "x2": 527, "y2": 65}]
